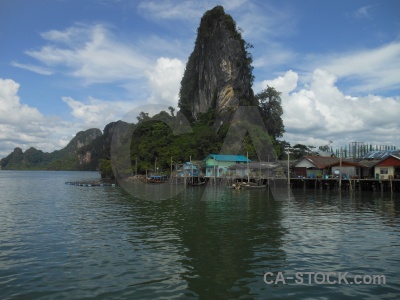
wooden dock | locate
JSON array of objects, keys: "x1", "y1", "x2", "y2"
[
  {"x1": 288, "y1": 177, "x2": 400, "y2": 192},
  {"x1": 65, "y1": 181, "x2": 116, "y2": 187},
  {"x1": 65, "y1": 175, "x2": 400, "y2": 193},
  {"x1": 170, "y1": 175, "x2": 400, "y2": 193}
]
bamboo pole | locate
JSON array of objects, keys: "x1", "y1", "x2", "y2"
[{"x1": 339, "y1": 147, "x2": 342, "y2": 190}]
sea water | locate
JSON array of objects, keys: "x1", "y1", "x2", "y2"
[{"x1": 0, "y1": 171, "x2": 399, "y2": 299}]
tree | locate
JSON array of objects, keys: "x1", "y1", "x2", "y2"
[
  {"x1": 275, "y1": 140, "x2": 290, "y2": 160},
  {"x1": 255, "y1": 86, "x2": 285, "y2": 140},
  {"x1": 291, "y1": 144, "x2": 314, "y2": 159},
  {"x1": 168, "y1": 106, "x2": 175, "y2": 117},
  {"x1": 318, "y1": 145, "x2": 330, "y2": 152},
  {"x1": 137, "y1": 111, "x2": 150, "y2": 123}
]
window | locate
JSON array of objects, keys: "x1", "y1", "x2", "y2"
[{"x1": 380, "y1": 168, "x2": 388, "y2": 175}]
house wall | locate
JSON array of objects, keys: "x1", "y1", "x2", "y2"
[
  {"x1": 331, "y1": 166, "x2": 357, "y2": 177},
  {"x1": 204, "y1": 157, "x2": 216, "y2": 167},
  {"x1": 306, "y1": 169, "x2": 323, "y2": 178},
  {"x1": 205, "y1": 159, "x2": 246, "y2": 177},
  {"x1": 294, "y1": 167, "x2": 307, "y2": 177},
  {"x1": 234, "y1": 169, "x2": 246, "y2": 177},
  {"x1": 360, "y1": 167, "x2": 372, "y2": 178},
  {"x1": 374, "y1": 166, "x2": 395, "y2": 179},
  {"x1": 227, "y1": 168, "x2": 271, "y2": 178}
]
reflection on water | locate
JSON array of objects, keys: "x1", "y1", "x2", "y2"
[
  {"x1": 0, "y1": 171, "x2": 399, "y2": 299},
  {"x1": 176, "y1": 188, "x2": 287, "y2": 299}
]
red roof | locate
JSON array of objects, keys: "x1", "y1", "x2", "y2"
[{"x1": 377, "y1": 155, "x2": 400, "y2": 167}]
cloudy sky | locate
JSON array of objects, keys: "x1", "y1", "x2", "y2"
[{"x1": 1, "y1": 0, "x2": 399, "y2": 158}]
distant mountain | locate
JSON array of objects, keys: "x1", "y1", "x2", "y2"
[{"x1": 0, "y1": 128, "x2": 102, "y2": 170}]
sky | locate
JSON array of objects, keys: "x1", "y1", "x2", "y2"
[{"x1": 1, "y1": 0, "x2": 400, "y2": 158}]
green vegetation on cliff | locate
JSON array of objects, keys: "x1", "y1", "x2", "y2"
[
  {"x1": 1, "y1": 5, "x2": 286, "y2": 177},
  {"x1": 0, "y1": 128, "x2": 102, "y2": 170}
]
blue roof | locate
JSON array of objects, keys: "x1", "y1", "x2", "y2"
[{"x1": 203, "y1": 154, "x2": 251, "y2": 162}]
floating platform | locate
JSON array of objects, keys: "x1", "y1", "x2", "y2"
[{"x1": 65, "y1": 181, "x2": 116, "y2": 187}]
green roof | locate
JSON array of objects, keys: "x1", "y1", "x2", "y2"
[{"x1": 203, "y1": 154, "x2": 250, "y2": 162}]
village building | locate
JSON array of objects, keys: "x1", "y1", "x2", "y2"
[
  {"x1": 227, "y1": 161, "x2": 281, "y2": 178},
  {"x1": 355, "y1": 160, "x2": 379, "y2": 178},
  {"x1": 176, "y1": 161, "x2": 200, "y2": 177},
  {"x1": 330, "y1": 160, "x2": 364, "y2": 179},
  {"x1": 374, "y1": 154, "x2": 400, "y2": 179},
  {"x1": 293, "y1": 156, "x2": 339, "y2": 178},
  {"x1": 203, "y1": 154, "x2": 250, "y2": 178}
]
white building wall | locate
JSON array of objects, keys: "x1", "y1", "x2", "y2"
[{"x1": 374, "y1": 166, "x2": 395, "y2": 179}]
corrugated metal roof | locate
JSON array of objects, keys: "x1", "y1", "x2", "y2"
[
  {"x1": 330, "y1": 159, "x2": 364, "y2": 167},
  {"x1": 228, "y1": 162, "x2": 279, "y2": 170},
  {"x1": 355, "y1": 160, "x2": 379, "y2": 168},
  {"x1": 203, "y1": 154, "x2": 250, "y2": 162},
  {"x1": 362, "y1": 150, "x2": 400, "y2": 159},
  {"x1": 303, "y1": 156, "x2": 340, "y2": 169}
]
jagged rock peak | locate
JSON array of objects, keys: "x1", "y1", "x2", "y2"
[
  {"x1": 178, "y1": 5, "x2": 255, "y2": 122},
  {"x1": 64, "y1": 128, "x2": 102, "y2": 153}
]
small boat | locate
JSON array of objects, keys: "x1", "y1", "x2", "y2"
[
  {"x1": 242, "y1": 185, "x2": 266, "y2": 189},
  {"x1": 65, "y1": 181, "x2": 115, "y2": 187},
  {"x1": 191, "y1": 181, "x2": 205, "y2": 186},
  {"x1": 231, "y1": 183, "x2": 243, "y2": 190},
  {"x1": 147, "y1": 175, "x2": 169, "y2": 183}
]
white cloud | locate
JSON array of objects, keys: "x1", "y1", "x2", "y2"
[
  {"x1": 26, "y1": 23, "x2": 151, "y2": 84},
  {"x1": 62, "y1": 96, "x2": 136, "y2": 128},
  {"x1": 20, "y1": 23, "x2": 185, "y2": 109},
  {"x1": 260, "y1": 70, "x2": 298, "y2": 95},
  {"x1": 0, "y1": 78, "x2": 78, "y2": 157},
  {"x1": 146, "y1": 57, "x2": 185, "y2": 107},
  {"x1": 0, "y1": 79, "x2": 43, "y2": 125},
  {"x1": 304, "y1": 42, "x2": 400, "y2": 94},
  {"x1": 61, "y1": 57, "x2": 184, "y2": 127},
  {"x1": 10, "y1": 61, "x2": 53, "y2": 75},
  {"x1": 355, "y1": 5, "x2": 372, "y2": 19},
  {"x1": 264, "y1": 70, "x2": 400, "y2": 148}
]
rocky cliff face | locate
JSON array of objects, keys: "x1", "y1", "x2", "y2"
[
  {"x1": 179, "y1": 6, "x2": 255, "y2": 122},
  {"x1": 0, "y1": 128, "x2": 102, "y2": 170},
  {"x1": 63, "y1": 128, "x2": 102, "y2": 154}
]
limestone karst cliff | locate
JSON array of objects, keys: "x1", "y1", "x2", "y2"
[
  {"x1": 0, "y1": 6, "x2": 270, "y2": 172},
  {"x1": 178, "y1": 6, "x2": 255, "y2": 123},
  {"x1": 0, "y1": 128, "x2": 102, "y2": 170}
]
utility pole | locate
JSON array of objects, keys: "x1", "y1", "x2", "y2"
[
  {"x1": 339, "y1": 147, "x2": 342, "y2": 190},
  {"x1": 247, "y1": 151, "x2": 250, "y2": 182},
  {"x1": 286, "y1": 147, "x2": 291, "y2": 186}
]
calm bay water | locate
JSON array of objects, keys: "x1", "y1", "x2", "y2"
[{"x1": 0, "y1": 171, "x2": 400, "y2": 299}]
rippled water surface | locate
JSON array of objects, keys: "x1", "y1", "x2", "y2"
[{"x1": 1, "y1": 171, "x2": 400, "y2": 299}]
